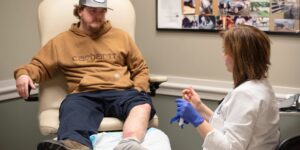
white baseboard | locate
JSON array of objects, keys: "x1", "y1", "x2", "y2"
[{"x1": 1, "y1": 76, "x2": 299, "y2": 102}]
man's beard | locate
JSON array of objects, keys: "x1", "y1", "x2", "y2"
[
  {"x1": 89, "y1": 22, "x2": 102, "y2": 32},
  {"x1": 88, "y1": 24, "x2": 102, "y2": 36},
  {"x1": 83, "y1": 19, "x2": 104, "y2": 36}
]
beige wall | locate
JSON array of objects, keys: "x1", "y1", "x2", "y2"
[
  {"x1": 1, "y1": 0, "x2": 299, "y2": 89},
  {"x1": 0, "y1": 0, "x2": 42, "y2": 80}
]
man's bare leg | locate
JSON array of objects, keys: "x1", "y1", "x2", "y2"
[
  {"x1": 114, "y1": 103, "x2": 151, "y2": 150},
  {"x1": 123, "y1": 103, "x2": 151, "y2": 141}
]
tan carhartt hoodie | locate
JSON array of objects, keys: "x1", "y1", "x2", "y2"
[{"x1": 14, "y1": 21, "x2": 150, "y2": 93}]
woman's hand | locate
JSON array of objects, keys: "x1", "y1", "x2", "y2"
[
  {"x1": 182, "y1": 87, "x2": 202, "y2": 108},
  {"x1": 170, "y1": 99, "x2": 204, "y2": 128}
]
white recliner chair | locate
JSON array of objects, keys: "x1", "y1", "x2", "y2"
[{"x1": 34, "y1": 0, "x2": 170, "y2": 149}]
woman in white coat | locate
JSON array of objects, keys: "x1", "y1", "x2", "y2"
[{"x1": 170, "y1": 25, "x2": 280, "y2": 150}]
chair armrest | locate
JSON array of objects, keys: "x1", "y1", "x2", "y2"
[
  {"x1": 25, "y1": 75, "x2": 168, "y2": 100},
  {"x1": 149, "y1": 75, "x2": 168, "y2": 96},
  {"x1": 149, "y1": 75, "x2": 168, "y2": 83}
]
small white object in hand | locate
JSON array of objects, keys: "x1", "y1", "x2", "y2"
[{"x1": 179, "y1": 118, "x2": 184, "y2": 127}]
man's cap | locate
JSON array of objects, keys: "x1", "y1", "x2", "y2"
[{"x1": 79, "y1": 0, "x2": 113, "y2": 10}]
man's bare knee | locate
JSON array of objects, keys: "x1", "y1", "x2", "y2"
[{"x1": 133, "y1": 103, "x2": 151, "y2": 111}]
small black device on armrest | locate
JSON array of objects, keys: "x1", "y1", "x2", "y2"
[
  {"x1": 25, "y1": 86, "x2": 39, "y2": 101},
  {"x1": 149, "y1": 76, "x2": 168, "y2": 96},
  {"x1": 149, "y1": 82, "x2": 162, "y2": 96}
]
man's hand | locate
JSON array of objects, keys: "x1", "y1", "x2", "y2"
[
  {"x1": 170, "y1": 98, "x2": 204, "y2": 128},
  {"x1": 134, "y1": 87, "x2": 142, "y2": 92},
  {"x1": 16, "y1": 75, "x2": 36, "y2": 99}
]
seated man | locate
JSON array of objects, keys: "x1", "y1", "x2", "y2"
[{"x1": 14, "y1": 0, "x2": 156, "y2": 150}]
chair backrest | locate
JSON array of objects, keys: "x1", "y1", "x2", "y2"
[
  {"x1": 37, "y1": 0, "x2": 137, "y2": 135},
  {"x1": 277, "y1": 135, "x2": 300, "y2": 150}
]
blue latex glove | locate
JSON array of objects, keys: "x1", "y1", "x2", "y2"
[{"x1": 170, "y1": 98, "x2": 204, "y2": 127}]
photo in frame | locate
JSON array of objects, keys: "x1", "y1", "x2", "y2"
[{"x1": 156, "y1": 0, "x2": 300, "y2": 34}]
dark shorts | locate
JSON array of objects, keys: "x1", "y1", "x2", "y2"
[{"x1": 57, "y1": 88, "x2": 156, "y2": 148}]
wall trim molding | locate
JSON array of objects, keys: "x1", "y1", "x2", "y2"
[
  {"x1": 0, "y1": 79, "x2": 38, "y2": 101},
  {"x1": 1, "y1": 76, "x2": 299, "y2": 101},
  {"x1": 154, "y1": 75, "x2": 300, "y2": 101}
]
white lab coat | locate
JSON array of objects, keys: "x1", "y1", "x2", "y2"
[{"x1": 203, "y1": 79, "x2": 280, "y2": 150}]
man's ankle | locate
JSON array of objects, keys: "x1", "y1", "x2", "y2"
[
  {"x1": 114, "y1": 138, "x2": 147, "y2": 150},
  {"x1": 123, "y1": 137, "x2": 141, "y2": 143}
]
